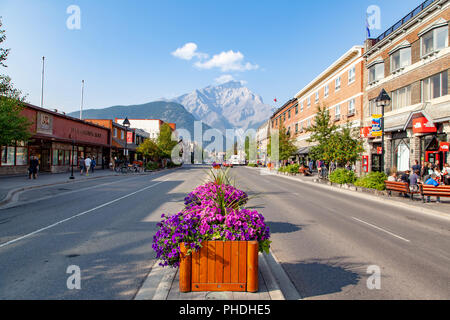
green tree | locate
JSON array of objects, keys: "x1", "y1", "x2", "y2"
[
  {"x1": 306, "y1": 105, "x2": 337, "y2": 161},
  {"x1": 157, "y1": 123, "x2": 178, "y2": 159},
  {"x1": 325, "y1": 124, "x2": 364, "y2": 166},
  {"x1": 137, "y1": 138, "x2": 161, "y2": 163},
  {"x1": 0, "y1": 18, "x2": 31, "y2": 146},
  {"x1": 267, "y1": 124, "x2": 297, "y2": 161}
]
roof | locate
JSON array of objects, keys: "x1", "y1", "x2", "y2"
[{"x1": 271, "y1": 98, "x2": 298, "y2": 119}]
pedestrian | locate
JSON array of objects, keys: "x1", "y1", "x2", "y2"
[
  {"x1": 443, "y1": 163, "x2": 450, "y2": 185},
  {"x1": 91, "y1": 157, "x2": 96, "y2": 174},
  {"x1": 409, "y1": 170, "x2": 420, "y2": 192},
  {"x1": 329, "y1": 161, "x2": 336, "y2": 174},
  {"x1": 84, "y1": 156, "x2": 91, "y2": 176},
  {"x1": 420, "y1": 161, "x2": 427, "y2": 180},
  {"x1": 424, "y1": 174, "x2": 441, "y2": 203},
  {"x1": 79, "y1": 156, "x2": 85, "y2": 175},
  {"x1": 412, "y1": 160, "x2": 421, "y2": 172},
  {"x1": 28, "y1": 155, "x2": 39, "y2": 179},
  {"x1": 309, "y1": 159, "x2": 314, "y2": 173}
]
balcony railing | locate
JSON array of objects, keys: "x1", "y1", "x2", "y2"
[{"x1": 373, "y1": 0, "x2": 437, "y2": 44}]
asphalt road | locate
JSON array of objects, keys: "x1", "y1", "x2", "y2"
[
  {"x1": 0, "y1": 165, "x2": 449, "y2": 300},
  {"x1": 0, "y1": 166, "x2": 207, "y2": 299},
  {"x1": 235, "y1": 167, "x2": 450, "y2": 300}
]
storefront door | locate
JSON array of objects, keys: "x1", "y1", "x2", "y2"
[
  {"x1": 41, "y1": 149, "x2": 51, "y2": 171},
  {"x1": 371, "y1": 154, "x2": 382, "y2": 172}
]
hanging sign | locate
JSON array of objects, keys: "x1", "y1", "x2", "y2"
[
  {"x1": 360, "y1": 127, "x2": 371, "y2": 138},
  {"x1": 127, "y1": 131, "x2": 134, "y2": 144}
]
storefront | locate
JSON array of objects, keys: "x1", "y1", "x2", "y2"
[{"x1": 0, "y1": 104, "x2": 111, "y2": 176}]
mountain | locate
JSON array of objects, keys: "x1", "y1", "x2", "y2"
[
  {"x1": 172, "y1": 81, "x2": 275, "y2": 132},
  {"x1": 67, "y1": 101, "x2": 210, "y2": 139}
]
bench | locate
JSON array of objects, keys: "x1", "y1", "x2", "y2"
[
  {"x1": 385, "y1": 181, "x2": 419, "y2": 201},
  {"x1": 420, "y1": 185, "x2": 450, "y2": 203}
]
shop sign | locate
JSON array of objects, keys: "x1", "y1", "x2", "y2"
[
  {"x1": 36, "y1": 112, "x2": 53, "y2": 135},
  {"x1": 371, "y1": 115, "x2": 382, "y2": 137},
  {"x1": 377, "y1": 147, "x2": 383, "y2": 155},
  {"x1": 360, "y1": 127, "x2": 371, "y2": 138},
  {"x1": 412, "y1": 117, "x2": 436, "y2": 134},
  {"x1": 440, "y1": 142, "x2": 450, "y2": 152}
]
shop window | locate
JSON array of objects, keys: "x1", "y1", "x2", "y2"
[
  {"x1": 392, "y1": 138, "x2": 410, "y2": 172},
  {"x1": 422, "y1": 71, "x2": 448, "y2": 102},
  {"x1": 391, "y1": 85, "x2": 411, "y2": 111},
  {"x1": 65, "y1": 151, "x2": 71, "y2": 165},
  {"x1": 52, "y1": 150, "x2": 58, "y2": 166},
  {"x1": 58, "y1": 150, "x2": 64, "y2": 166},
  {"x1": 1, "y1": 146, "x2": 15, "y2": 166},
  {"x1": 15, "y1": 147, "x2": 28, "y2": 166}
]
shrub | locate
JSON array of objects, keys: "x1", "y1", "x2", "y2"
[
  {"x1": 146, "y1": 162, "x2": 160, "y2": 171},
  {"x1": 355, "y1": 172, "x2": 387, "y2": 191},
  {"x1": 329, "y1": 168, "x2": 356, "y2": 185},
  {"x1": 248, "y1": 163, "x2": 258, "y2": 168},
  {"x1": 286, "y1": 164, "x2": 300, "y2": 174}
]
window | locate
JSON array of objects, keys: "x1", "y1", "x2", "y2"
[
  {"x1": 422, "y1": 71, "x2": 448, "y2": 101},
  {"x1": 391, "y1": 48, "x2": 411, "y2": 72},
  {"x1": 324, "y1": 85, "x2": 329, "y2": 98},
  {"x1": 295, "y1": 123, "x2": 298, "y2": 133},
  {"x1": 368, "y1": 99, "x2": 382, "y2": 117},
  {"x1": 283, "y1": 113, "x2": 286, "y2": 122},
  {"x1": 113, "y1": 128, "x2": 117, "y2": 138},
  {"x1": 369, "y1": 62, "x2": 384, "y2": 84},
  {"x1": 335, "y1": 105, "x2": 341, "y2": 120},
  {"x1": 1, "y1": 146, "x2": 15, "y2": 166},
  {"x1": 348, "y1": 67, "x2": 356, "y2": 83},
  {"x1": 307, "y1": 119, "x2": 311, "y2": 128},
  {"x1": 391, "y1": 85, "x2": 411, "y2": 111},
  {"x1": 307, "y1": 97, "x2": 311, "y2": 107},
  {"x1": 348, "y1": 99, "x2": 355, "y2": 116},
  {"x1": 300, "y1": 122, "x2": 303, "y2": 132},
  {"x1": 300, "y1": 102, "x2": 304, "y2": 112},
  {"x1": 121, "y1": 130, "x2": 125, "y2": 140},
  {"x1": 421, "y1": 26, "x2": 448, "y2": 57},
  {"x1": 65, "y1": 151, "x2": 71, "y2": 166},
  {"x1": 295, "y1": 104, "x2": 298, "y2": 115},
  {"x1": 15, "y1": 147, "x2": 28, "y2": 166},
  {"x1": 315, "y1": 91, "x2": 319, "y2": 103},
  {"x1": 58, "y1": 150, "x2": 64, "y2": 166},
  {"x1": 335, "y1": 77, "x2": 341, "y2": 90},
  {"x1": 288, "y1": 109, "x2": 291, "y2": 119}
]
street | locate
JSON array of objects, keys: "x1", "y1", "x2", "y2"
[{"x1": 0, "y1": 166, "x2": 449, "y2": 299}]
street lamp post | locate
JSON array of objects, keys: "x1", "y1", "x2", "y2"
[
  {"x1": 123, "y1": 117, "x2": 131, "y2": 164},
  {"x1": 375, "y1": 89, "x2": 391, "y2": 174},
  {"x1": 69, "y1": 134, "x2": 75, "y2": 180}
]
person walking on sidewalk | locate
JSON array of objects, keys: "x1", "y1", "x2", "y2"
[
  {"x1": 84, "y1": 156, "x2": 91, "y2": 176},
  {"x1": 79, "y1": 156, "x2": 85, "y2": 175},
  {"x1": 28, "y1": 156, "x2": 39, "y2": 180},
  {"x1": 91, "y1": 157, "x2": 96, "y2": 174}
]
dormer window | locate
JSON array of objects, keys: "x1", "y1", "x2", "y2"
[
  {"x1": 390, "y1": 42, "x2": 411, "y2": 73},
  {"x1": 419, "y1": 19, "x2": 448, "y2": 58}
]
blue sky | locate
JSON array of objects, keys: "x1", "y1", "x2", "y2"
[{"x1": 0, "y1": 0, "x2": 425, "y2": 113}]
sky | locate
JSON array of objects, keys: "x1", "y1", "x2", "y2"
[{"x1": 0, "y1": 0, "x2": 426, "y2": 114}]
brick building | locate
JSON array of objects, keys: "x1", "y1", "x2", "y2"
[
  {"x1": 363, "y1": 0, "x2": 449, "y2": 173},
  {"x1": 271, "y1": 46, "x2": 365, "y2": 164},
  {"x1": 1, "y1": 103, "x2": 111, "y2": 175}
]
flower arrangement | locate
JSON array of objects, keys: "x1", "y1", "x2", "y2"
[
  {"x1": 152, "y1": 169, "x2": 271, "y2": 268},
  {"x1": 212, "y1": 162, "x2": 221, "y2": 170}
]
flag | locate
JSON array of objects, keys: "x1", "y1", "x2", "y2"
[
  {"x1": 366, "y1": 15, "x2": 371, "y2": 38},
  {"x1": 274, "y1": 98, "x2": 277, "y2": 103}
]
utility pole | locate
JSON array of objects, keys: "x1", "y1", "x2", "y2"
[
  {"x1": 40, "y1": 56, "x2": 45, "y2": 108},
  {"x1": 80, "y1": 80, "x2": 85, "y2": 120}
]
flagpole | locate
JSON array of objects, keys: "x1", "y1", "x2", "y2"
[
  {"x1": 80, "y1": 80, "x2": 85, "y2": 120},
  {"x1": 40, "y1": 56, "x2": 45, "y2": 108}
]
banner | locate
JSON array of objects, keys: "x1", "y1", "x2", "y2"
[
  {"x1": 127, "y1": 131, "x2": 134, "y2": 144},
  {"x1": 360, "y1": 127, "x2": 371, "y2": 138},
  {"x1": 371, "y1": 115, "x2": 382, "y2": 137}
]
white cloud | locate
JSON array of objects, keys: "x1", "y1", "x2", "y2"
[
  {"x1": 171, "y1": 42, "x2": 208, "y2": 61},
  {"x1": 194, "y1": 50, "x2": 259, "y2": 72},
  {"x1": 214, "y1": 74, "x2": 235, "y2": 84}
]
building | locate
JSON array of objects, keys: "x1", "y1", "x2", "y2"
[
  {"x1": 363, "y1": 0, "x2": 449, "y2": 173},
  {"x1": 114, "y1": 119, "x2": 176, "y2": 140},
  {"x1": 1, "y1": 103, "x2": 111, "y2": 175},
  {"x1": 256, "y1": 120, "x2": 271, "y2": 165},
  {"x1": 271, "y1": 46, "x2": 365, "y2": 165}
]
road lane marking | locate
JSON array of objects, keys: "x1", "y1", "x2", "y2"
[
  {"x1": 352, "y1": 217, "x2": 411, "y2": 243},
  {"x1": 0, "y1": 178, "x2": 172, "y2": 249}
]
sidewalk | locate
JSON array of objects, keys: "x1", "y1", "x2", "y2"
[
  {"x1": 253, "y1": 167, "x2": 450, "y2": 216},
  {"x1": 135, "y1": 251, "x2": 301, "y2": 301},
  {"x1": 0, "y1": 169, "x2": 122, "y2": 206}
]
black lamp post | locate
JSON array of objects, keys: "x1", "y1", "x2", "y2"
[
  {"x1": 123, "y1": 117, "x2": 131, "y2": 164},
  {"x1": 375, "y1": 89, "x2": 391, "y2": 174},
  {"x1": 69, "y1": 134, "x2": 75, "y2": 180}
]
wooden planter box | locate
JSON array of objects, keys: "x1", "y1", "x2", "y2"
[{"x1": 179, "y1": 241, "x2": 259, "y2": 293}]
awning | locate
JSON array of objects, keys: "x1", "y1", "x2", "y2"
[
  {"x1": 297, "y1": 147, "x2": 311, "y2": 155},
  {"x1": 112, "y1": 138, "x2": 137, "y2": 151}
]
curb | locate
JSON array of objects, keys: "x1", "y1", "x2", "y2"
[
  {"x1": 134, "y1": 250, "x2": 297, "y2": 300},
  {"x1": 251, "y1": 167, "x2": 450, "y2": 221}
]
